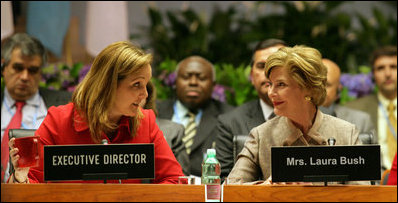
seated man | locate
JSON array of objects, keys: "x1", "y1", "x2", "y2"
[
  {"x1": 320, "y1": 58, "x2": 375, "y2": 137},
  {"x1": 345, "y1": 46, "x2": 397, "y2": 172},
  {"x1": 216, "y1": 39, "x2": 286, "y2": 179},
  {"x1": 1, "y1": 33, "x2": 71, "y2": 182},
  {"x1": 156, "y1": 56, "x2": 233, "y2": 177}
]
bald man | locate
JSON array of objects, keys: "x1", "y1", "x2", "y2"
[
  {"x1": 156, "y1": 56, "x2": 233, "y2": 177},
  {"x1": 320, "y1": 58, "x2": 375, "y2": 137}
]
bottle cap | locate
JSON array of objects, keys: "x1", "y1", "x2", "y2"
[{"x1": 207, "y1": 149, "x2": 216, "y2": 157}]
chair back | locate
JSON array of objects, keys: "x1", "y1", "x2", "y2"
[
  {"x1": 9, "y1": 129, "x2": 36, "y2": 139},
  {"x1": 358, "y1": 132, "x2": 374, "y2": 144},
  {"x1": 233, "y1": 134, "x2": 248, "y2": 164}
]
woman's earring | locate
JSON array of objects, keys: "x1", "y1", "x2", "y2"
[{"x1": 305, "y1": 96, "x2": 311, "y2": 101}]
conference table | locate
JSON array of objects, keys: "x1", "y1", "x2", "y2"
[{"x1": 1, "y1": 183, "x2": 396, "y2": 202}]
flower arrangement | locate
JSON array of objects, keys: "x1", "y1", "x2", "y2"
[
  {"x1": 339, "y1": 65, "x2": 375, "y2": 104},
  {"x1": 39, "y1": 63, "x2": 90, "y2": 92},
  {"x1": 33, "y1": 60, "x2": 375, "y2": 107}
]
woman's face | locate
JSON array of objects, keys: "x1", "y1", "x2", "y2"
[
  {"x1": 267, "y1": 66, "x2": 309, "y2": 118},
  {"x1": 112, "y1": 64, "x2": 152, "y2": 118}
]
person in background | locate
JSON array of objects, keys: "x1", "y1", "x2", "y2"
[
  {"x1": 142, "y1": 81, "x2": 190, "y2": 175},
  {"x1": 215, "y1": 39, "x2": 286, "y2": 179},
  {"x1": 228, "y1": 45, "x2": 365, "y2": 185},
  {"x1": 8, "y1": 41, "x2": 183, "y2": 183},
  {"x1": 345, "y1": 46, "x2": 397, "y2": 171},
  {"x1": 1, "y1": 33, "x2": 71, "y2": 182},
  {"x1": 387, "y1": 152, "x2": 397, "y2": 185},
  {"x1": 156, "y1": 56, "x2": 234, "y2": 177},
  {"x1": 319, "y1": 58, "x2": 375, "y2": 136}
]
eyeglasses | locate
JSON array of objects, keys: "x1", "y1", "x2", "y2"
[{"x1": 11, "y1": 63, "x2": 40, "y2": 74}]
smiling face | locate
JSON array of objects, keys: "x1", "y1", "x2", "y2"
[
  {"x1": 267, "y1": 66, "x2": 309, "y2": 119},
  {"x1": 176, "y1": 57, "x2": 214, "y2": 110},
  {"x1": 111, "y1": 64, "x2": 152, "y2": 119}
]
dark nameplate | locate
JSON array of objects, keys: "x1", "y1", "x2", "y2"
[
  {"x1": 271, "y1": 145, "x2": 380, "y2": 182},
  {"x1": 44, "y1": 144, "x2": 154, "y2": 181}
]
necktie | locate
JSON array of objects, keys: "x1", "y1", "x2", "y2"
[
  {"x1": 182, "y1": 112, "x2": 197, "y2": 155},
  {"x1": 1, "y1": 101, "x2": 25, "y2": 182},
  {"x1": 387, "y1": 101, "x2": 397, "y2": 162}
]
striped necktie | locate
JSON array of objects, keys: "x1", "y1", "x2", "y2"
[
  {"x1": 387, "y1": 101, "x2": 397, "y2": 162},
  {"x1": 182, "y1": 112, "x2": 197, "y2": 155}
]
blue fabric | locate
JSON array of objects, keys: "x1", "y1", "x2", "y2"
[{"x1": 26, "y1": 1, "x2": 70, "y2": 57}]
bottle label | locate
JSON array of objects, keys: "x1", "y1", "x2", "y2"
[{"x1": 205, "y1": 184, "x2": 221, "y2": 201}]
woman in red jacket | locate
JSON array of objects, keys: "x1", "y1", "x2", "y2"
[{"x1": 8, "y1": 41, "x2": 184, "y2": 183}]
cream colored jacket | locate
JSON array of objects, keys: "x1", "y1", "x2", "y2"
[{"x1": 228, "y1": 109, "x2": 368, "y2": 185}]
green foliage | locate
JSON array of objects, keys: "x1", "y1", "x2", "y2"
[
  {"x1": 214, "y1": 64, "x2": 257, "y2": 106},
  {"x1": 135, "y1": 1, "x2": 395, "y2": 105},
  {"x1": 136, "y1": 1, "x2": 396, "y2": 72}
]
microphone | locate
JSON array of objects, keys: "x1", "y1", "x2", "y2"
[{"x1": 327, "y1": 138, "x2": 336, "y2": 146}]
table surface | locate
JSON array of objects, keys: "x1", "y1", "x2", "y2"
[{"x1": 1, "y1": 183, "x2": 397, "y2": 202}]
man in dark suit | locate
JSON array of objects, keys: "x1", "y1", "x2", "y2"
[
  {"x1": 1, "y1": 33, "x2": 71, "y2": 182},
  {"x1": 157, "y1": 56, "x2": 233, "y2": 177},
  {"x1": 319, "y1": 58, "x2": 375, "y2": 135},
  {"x1": 215, "y1": 39, "x2": 286, "y2": 178},
  {"x1": 345, "y1": 46, "x2": 397, "y2": 171}
]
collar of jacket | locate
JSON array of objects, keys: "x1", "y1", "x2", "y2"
[{"x1": 283, "y1": 109, "x2": 326, "y2": 146}]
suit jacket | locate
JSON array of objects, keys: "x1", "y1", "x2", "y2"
[
  {"x1": 320, "y1": 104, "x2": 376, "y2": 139},
  {"x1": 215, "y1": 100, "x2": 266, "y2": 178},
  {"x1": 344, "y1": 94, "x2": 379, "y2": 134},
  {"x1": 1, "y1": 87, "x2": 72, "y2": 109},
  {"x1": 156, "y1": 118, "x2": 190, "y2": 175},
  {"x1": 228, "y1": 110, "x2": 364, "y2": 184},
  {"x1": 156, "y1": 99, "x2": 234, "y2": 176}
]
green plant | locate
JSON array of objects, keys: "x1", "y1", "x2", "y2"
[
  {"x1": 214, "y1": 63, "x2": 257, "y2": 106},
  {"x1": 136, "y1": 1, "x2": 396, "y2": 73},
  {"x1": 136, "y1": 1, "x2": 395, "y2": 104}
]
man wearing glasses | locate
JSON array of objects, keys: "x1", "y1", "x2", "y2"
[{"x1": 1, "y1": 33, "x2": 71, "y2": 182}]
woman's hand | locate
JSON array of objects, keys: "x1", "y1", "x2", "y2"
[{"x1": 8, "y1": 138, "x2": 30, "y2": 183}]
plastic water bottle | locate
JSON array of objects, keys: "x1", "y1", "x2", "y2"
[{"x1": 201, "y1": 149, "x2": 221, "y2": 202}]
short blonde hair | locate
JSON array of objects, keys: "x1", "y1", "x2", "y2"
[
  {"x1": 72, "y1": 41, "x2": 153, "y2": 143},
  {"x1": 265, "y1": 45, "x2": 327, "y2": 106}
]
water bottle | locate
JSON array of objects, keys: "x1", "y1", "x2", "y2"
[{"x1": 201, "y1": 149, "x2": 221, "y2": 202}]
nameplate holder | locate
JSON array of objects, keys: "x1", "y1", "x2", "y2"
[
  {"x1": 271, "y1": 145, "x2": 380, "y2": 182},
  {"x1": 44, "y1": 143, "x2": 154, "y2": 181}
]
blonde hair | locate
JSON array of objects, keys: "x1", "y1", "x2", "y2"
[
  {"x1": 265, "y1": 45, "x2": 327, "y2": 106},
  {"x1": 72, "y1": 41, "x2": 153, "y2": 143}
]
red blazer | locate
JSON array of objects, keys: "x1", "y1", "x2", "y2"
[
  {"x1": 387, "y1": 153, "x2": 397, "y2": 185},
  {"x1": 29, "y1": 103, "x2": 183, "y2": 183}
]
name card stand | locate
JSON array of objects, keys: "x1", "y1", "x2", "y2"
[
  {"x1": 271, "y1": 145, "x2": 381, "y2": 185},
  {"x1": 304, "y1": 175, "x2": 348, "y2": 186},
  {"x1": 44, "y1": 143, "x2": 155, "y2": 182},
  {"x1": 82, "y1": 172, "x2": 128, "y2": 183}
]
